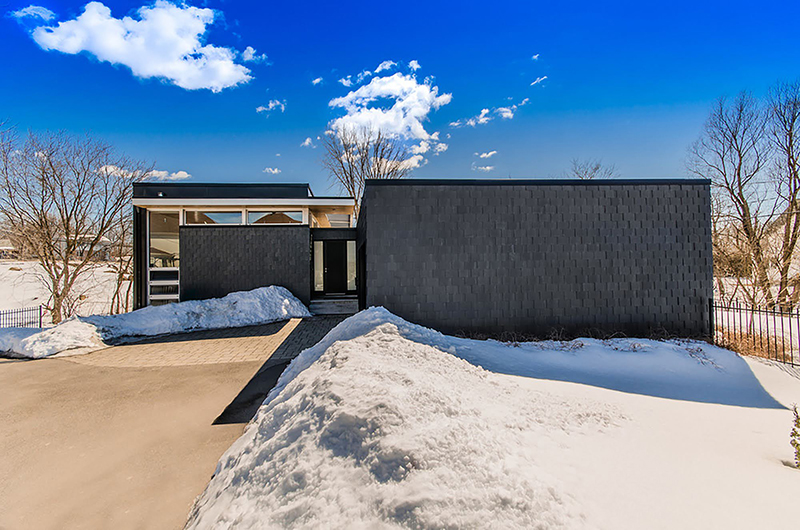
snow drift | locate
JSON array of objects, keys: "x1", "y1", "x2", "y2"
[
  {"x1": 186, "y1": 308, "x2": 797, "y2": 530},
  {"x1": 0, "y1": 286, "x2": 310, "y2": 359}
]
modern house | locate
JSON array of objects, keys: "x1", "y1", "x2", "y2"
[
  {"x1": 133, "y1": 178, "x2": 712, "y2": 336},
  {"x1": 132, "y1": 183, "x2": 357, "y2": 311}
]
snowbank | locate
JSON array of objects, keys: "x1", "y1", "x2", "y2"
[
  {"x1": 83, "y1": 286, "x2": 310, "y2": 339},
  {"x1": 186, "y1": 308, "x2": 798, "y2": 530},
  {"x1": 275, "y1": 307, "x2": 781, "y2": 409},
  {"x1": 0, "y1": 286, "x2": 310, "y2": 359}
]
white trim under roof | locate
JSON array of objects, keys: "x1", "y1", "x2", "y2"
[{"x1": 133, "y1": 198, "x2": 355, "y2": 207}]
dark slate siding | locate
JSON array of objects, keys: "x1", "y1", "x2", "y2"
[
  {"x1": 179, "y1": 225, "x2": 311, "y2": 305},
  {"x1": 359, "y1": 181, "x2": 712, "y2": 337}
]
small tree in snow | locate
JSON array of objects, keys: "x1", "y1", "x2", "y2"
[
  {"x1": 107, "y1": 209, "x2": 134, "y2": 314},
  {"x1": 791, "y1": 404, "x2": 800, "y2": 468},
  {"x1": 0, "y1": 128, "x2": 149, "y2": 323}
]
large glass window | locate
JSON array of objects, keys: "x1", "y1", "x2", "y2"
[
  {"x1": 185, "y1": 211, "x2": 242, "y2": 225},
  {"x1": 313, "y1": 241, "x2": 324, "y2": 292},
  {"x1": 248, "y1": 211, "x2": 303, "y2": 224},
  {"x1": 327, "y1": 214, "x2": 351, "y2": 228},
  {"x1": 347, "y1": 241, "x2": 356, "y2": 291},
  {"x1": 149, "y1": 211, "x2": 179, "y2": 268}
]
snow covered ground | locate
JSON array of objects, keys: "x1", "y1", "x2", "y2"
[
  {"x1": 0, "y1": 286, "x2": 310, "y2": 359},
  {"x1": 186, "y1": 308, "x2": 800, "y2": 530},
  {"x1": 0, "y1": 260, "x2": 126, "y2": 317}
]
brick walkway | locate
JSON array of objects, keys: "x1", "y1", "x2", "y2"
[
  {"x1": 213, "y1": 315, "x2": 349, "y2": 424},
  {"x1": 65, "y1": 316, "x2": 347, "y2": 368}
]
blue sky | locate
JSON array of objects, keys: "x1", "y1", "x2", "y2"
[{"x1": 1, "y1": 0, "x2": 798, "y2": 193}]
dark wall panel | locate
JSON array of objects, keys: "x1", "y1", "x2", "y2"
[
  {"x1": 359, "y1": 182, "x2": 712, "y2": 337},
  {"x1": 180, "y1": 225, "x2": 311, "y2": 305}
]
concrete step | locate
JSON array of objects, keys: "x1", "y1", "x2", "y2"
[{"x1": 309, "y1": 298, "x2": 359, "y2": 315}]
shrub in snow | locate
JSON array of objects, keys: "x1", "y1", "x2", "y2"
[
  {"x1": 791, "y1": 405, "x2": 800, "y2": 469},
  {"x1": 0, "y1": 286, "x2": 310, "y2": 359}
]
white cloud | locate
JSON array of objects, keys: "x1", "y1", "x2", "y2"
[
  {"x1": 495, "y1": 107, "x2": 514, "y2": 119},
  {"x1": 408, "y1": 59, "x2": 421, "y2": 71},
  {"x1": 23, "y1": 1, "x2": 250, "y2": 92},
  {"x1": 476, "y1": 150, "x2": 497, "y2": 159},
  {"x1": 329, "y1": 72, "x2": 451, "y2": 146},
  {"x1": 311, "y1": 77, "x2": 323, "y2": 85},
  {"x1": 374, "y1": 60, "x2": 396, "y2": 73},
  {"x1": 452, "y1": 97, "x2": 529, "y2": 127},
  {"x1": 101, "y1": 164, "x2": 189, "y2": 181},
  {"x1": 356, "y1": 70, "x2": 372, "y2": 83},
  {"x1": 329, "y1": 71, "x2": 451, "y2": 166},
  {"x1": 145, "y1": 169, "x2": 191, "y2": 181},
  {"x1": 410, "y1": 141, "x2": 430, "y2": 154},
  {"x1": 275, "y1": 153, "x2": 281, "y2": 157},
  {"x1": 496, "y1": 97, "x2": 529, "y2": 119},
  {"x1": 242, "y1": 46, "x2": 269, "y2": 64},
  {"x1": 531, "y1": 53, "x2": 540, "y2": 60},
  {"x1": 471, "y1": 162, "x2": 494, "y2": 172},
  {"x1": 337, "y1": 60, "x2": 405, "y2": 89},
  {"x1": 100, "y1": 164, "x2": 139, "y2": 178},
  {"x1": 301, "y1": 137, "x2": 316, "y2": 148},
  {"x1": 400, "y1": 154, "x2": 425, "y2": 170},
  {"x1": 473, "y1": 108, "x2": 492, "y2": 125},
  {"x1": 256, "y1": 99, "x2": 286, "y2": 114},
  {"x1": 11, "y1": 5, "x2": 55, "y2": 21},
  {"x1": 451, "y1": 108, "x2": 491, "y2": 127},
  {"x1": 262, "y1": 167, "x2": 281, "y2": 174},
  {"x1": 530, "y1": 76, "x2": 547, "y2": 86}
]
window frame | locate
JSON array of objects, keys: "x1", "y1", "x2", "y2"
[
  {"x1": 183, "y1": 209, "x2": 246, "y2": 225},
  {"x1": 245, "y1": 209, "x2": 305, "y2": 225}
]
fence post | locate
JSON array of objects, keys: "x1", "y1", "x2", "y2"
[
  {"x1": 708, "y1": 298, "x2": 715, "y2": 344},
  {"x1": 39, "y1": 305, "x2": 43, "y2": 328}
]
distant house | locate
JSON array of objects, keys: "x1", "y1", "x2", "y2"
[
  {"x1": 0, "y1": 239, "x2": 18, "y2": 259},
  {"x1": 57, "y1": 234, "x2": 112, "y2": 261},
  {"x1": 132, "y1": 179, "x2": 712, "y2": 337}
]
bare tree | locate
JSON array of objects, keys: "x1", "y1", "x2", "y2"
[
  {"x1": 689, "y1": 92, "x2": 774, "y2": 307},
  {"x1": 321, "y1": 126, "x2": 414, "y2": 217},
  {"x1": 0, "y1": 129, "x2": 150, "y2": 323},
  {"x1": 767, "y1": 81, "x2": 800, "y2": 309},
  {"x1": 107, "y1": 209, "x2": 134, "y2": 314},
  {"x1": 567, "y1": 158, "x2": 619, "y2": 179}
]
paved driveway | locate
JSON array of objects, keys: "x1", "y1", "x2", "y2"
[{"x1": 0, "y1": 316, "x2": 344, "y2": 530}]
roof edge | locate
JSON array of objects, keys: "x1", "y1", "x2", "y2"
[{"x1": 364, "y1": 178, "x2": 710, "y2": 186}]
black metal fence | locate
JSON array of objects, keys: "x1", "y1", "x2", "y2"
[
  {"x1": 710, "y1": 300, "x2": 797, "y2": 366},
  {"x1": 0, "y1": 305, "x2": 45, "y2": 328}
]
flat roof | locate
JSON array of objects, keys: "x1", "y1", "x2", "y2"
[
  {"x1": 133, "y1": 182, "x2": 318, "y2": 199},
  {"x1": 364, "y1": 178, "x2": 710, "y2": 186}
]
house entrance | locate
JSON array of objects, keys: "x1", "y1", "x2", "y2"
[
  {"x1": 313, "y1": 239, "x2": 356, "y2": 297},
  {"x1": 323, "y1": 240, "x2": 347, "y2": 294}
]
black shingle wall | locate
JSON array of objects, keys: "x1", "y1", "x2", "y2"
[
  {"x1": 359, "y1": 182, "x2": 712, "y2": 337},
  {"x1": 180, "y1": 225, "x2": 311, "y2": 305}
]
